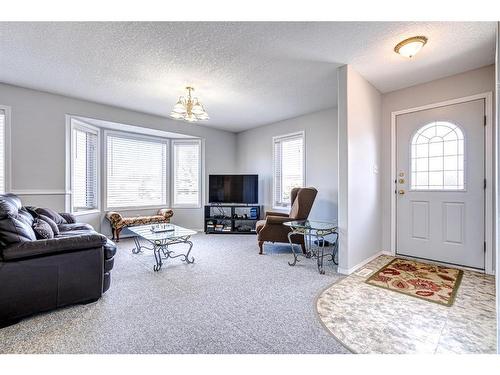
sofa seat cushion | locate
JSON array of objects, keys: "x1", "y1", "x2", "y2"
[
  {"x1": 255, "y1": 219, "x2": 266, "y2": 234},
  {"x1": 58, "y1": 223, "x2": 94, "y2": 232}
]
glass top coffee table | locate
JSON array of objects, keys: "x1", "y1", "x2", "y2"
[
  {"x1": 128, "y1": 224, "x2": 196, "y2": 272},
  {"x1": 283, "y1": 220, "x2": 338, "y2": 274}
]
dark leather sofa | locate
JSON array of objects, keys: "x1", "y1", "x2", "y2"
[{"x1": 0, "y1": 194, "x2": 116, "y2": 327}]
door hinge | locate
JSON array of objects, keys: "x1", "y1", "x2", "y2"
[
  {"x1": 484, "y1": 178, "x2": 487, "y2": 189},
  {"x1": 484, "y1": 115, "x2": 487, "y2": 126},
  {"x1": 484, "y1": 241, "x2": 486, "y2": 253}
]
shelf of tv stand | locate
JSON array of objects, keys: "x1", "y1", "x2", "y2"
[{"x1": 204, "y1": 204, "x2": 261, "y2": 234}]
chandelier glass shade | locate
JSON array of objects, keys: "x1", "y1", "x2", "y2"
[{"x1": 170, "y1": 86, "x2": 209, "y2": 122}]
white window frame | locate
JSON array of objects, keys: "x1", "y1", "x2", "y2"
[
  {"x1": 171, "y1": 138, "x2": 203, "y2": 209},
  {"x1": 272, "y1": 131, "x2": 306, "y2": 210},
  {"x1": 103, "y1": 130, "x2": 170, "y2": 211},
  {"x1": 409, "y1": 121, "x2": 466, "y2": 192},
  {"x1": 69, "y1": 119, "x2": 101, "y2": 215},
  {"x1": 0, "y1": 105, "x2": 12, "y2": 194}
]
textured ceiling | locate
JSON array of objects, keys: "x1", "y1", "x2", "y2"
[{"x1": 0, "y1": 22, "x2": 496, "y2": 132}]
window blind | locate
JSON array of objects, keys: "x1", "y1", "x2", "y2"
[
  {"x1": 273, "y1": 132, "x2": 304, "y2": 207},
  {"x1": 0, "y1": 110, "x2": 5, "y2": 193},
  {"x1": 106, "y1": 134, "x2": 167, "y2": 208},
  {"x1": 72, "y1": 127, "x2": 98, "y2": 210},
  {"x1": 173, "y1": 140, "x2": 201, "y2": 206}
]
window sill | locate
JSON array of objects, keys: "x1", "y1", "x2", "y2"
[
  {"x1": 72, "y1": 209, "x2": 101, "y2": 216},
  {"x1": 271, "y1": 206, "x2": 290, "y2": 211},
  {"x1": 172, "y1": 205, "x2": 202, "y2": 209},
  {"x1": 105, "y1": 205, "x2": 170, "y2": 212}
]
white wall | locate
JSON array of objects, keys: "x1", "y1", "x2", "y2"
[
  {"x1": 236, "y1": 108, "x2": 338, "y2": 223},
  {"x1": 381, "y1": 65, "x2": 496, "y2": 254},
  {"x1": 337, "y1": 65, "x2": 383, "y2": 274},
  {"x1": 495, "y1": 22, "x2": 499, "y2": 354},
  {"x1": 0, "y1": 83, "x2": 237, "y2": 234}
]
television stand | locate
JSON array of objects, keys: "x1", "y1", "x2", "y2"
[{"x1": 204, "y1": 204, "x2": 261, "y2": 234}]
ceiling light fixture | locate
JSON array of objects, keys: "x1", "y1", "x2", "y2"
[
  {"x1": 394, "y1": 36, "x2": 428, "y2": 58},
  {"x1": 170, "y1": 86, "x2": 209, "y2": 122}
]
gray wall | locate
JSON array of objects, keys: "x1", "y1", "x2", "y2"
[
  {"x1": 0, "y1": 83, "x2": 237, "y2": 233},
  {"x1": 381, "y1": 65, "x2": 496, "y2": 264},
  {"x1": 337, "y1": 65, "x2": 383, "y2": 274},
  {"x1": 236, "y1": 108, "x2": 338, "y2": 223}
]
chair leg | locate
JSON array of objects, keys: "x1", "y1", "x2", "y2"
[
  {"x1": 111, "y1": 228, "x2": 116, "y2": 241},
  {"x1": 300, "y1": 242, "x2": 307, "y2": 254},
  {"x1": 258, "y1": 241, "x2": 264, "y2": 255},
  {"x1": 116, "y1": 228, "x2": 122, "y2": 242}
]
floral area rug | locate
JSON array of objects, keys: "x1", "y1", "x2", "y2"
[{"x1": 365, "y1": 258, "x2": 463, "y2": 306}]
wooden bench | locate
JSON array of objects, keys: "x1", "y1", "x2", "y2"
[{"x1": 105, "y1": 209, "x2": 174, "y2": 241}]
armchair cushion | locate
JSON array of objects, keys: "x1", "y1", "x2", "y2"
[
  {"x1": 2, "y1": 233, "x2": 108, "y2": 261},
  {"x1": 265, "y1": 215, "x2": 293, "y2": 225},
  {"x1": 265, "y1": 211, "x2": 289, "y2": 218}
]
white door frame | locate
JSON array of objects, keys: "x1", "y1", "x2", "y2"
[{"x1": 390, "y1": 92, "x2": 494, "y2": 274}]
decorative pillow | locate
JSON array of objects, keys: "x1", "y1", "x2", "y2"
[
  {"x1": 35, "y1": 207, "x2": 67, "y2": 224},
  {"x1": 38, "y1": 214, "x2": 60, "y2": 236},
  {"x1": 32, "y1": 218, "x2": 54, "y2": 240}
]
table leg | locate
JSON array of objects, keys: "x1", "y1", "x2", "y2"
[
  {"x1": 132, "y1": 236, "x2": 141, "y2": 254},
  {"x1": 316, "y1": 233, "x2": 325, "y2": 274},
  {"x1": 153, "y1": 244, "x2": 163, "y2": 272},
  {"x1": 181, "y1": 240, "x2": 195, "y2": 264},
  {"x1": 287, "y1": 231, "x2": 299, "y2": 266},
  {"x1": 331, "y1": 233, "x2": 339, "y2": 265}
]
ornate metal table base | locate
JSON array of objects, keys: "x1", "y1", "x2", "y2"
[
  {"x1": 287, "y1": 225, "x2": 338, "y2": 275},
  {"x1": 128, "y1": 224, "x2": 197, "y2": 272}
]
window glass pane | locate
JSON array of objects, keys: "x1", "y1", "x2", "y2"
[
  {"x1": 273, "y1": 133, "x2": 304, "y2": 206},
  {"x1": 410, "y1": 122, "x2": 464, "y2": 191},
  {"x1": 173, "y1": 141, "x2": 200, "y2": 206},
  {"x1": 107, "y1": 134, "x2": 167, "y2": 208},
  {"x1": 72, "y1": 125, "x2": 98, "y2": 211}
]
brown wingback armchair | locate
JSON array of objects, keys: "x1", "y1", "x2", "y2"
[{"x1": 256, "y1": 187, "x2": 318, "y2": 254}]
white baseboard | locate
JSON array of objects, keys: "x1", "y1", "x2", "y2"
[{"x1": 337, "y1": 250, "x2": 391, "y2": 275}]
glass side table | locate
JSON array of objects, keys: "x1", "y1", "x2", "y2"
[{"x1": 283, "y1": 220, "x2": 338, "y2": 275}]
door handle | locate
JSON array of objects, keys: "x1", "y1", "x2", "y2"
[{"x1": 398, "y1": 190, "x2": 405, "y2": 195}]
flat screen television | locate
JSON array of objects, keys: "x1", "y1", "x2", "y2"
[{"x1": 209, "y1": 174, "x2": 258, "y2": 204}]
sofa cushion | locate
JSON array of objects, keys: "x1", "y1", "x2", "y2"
[
  {"x1": 103, "y1": 238, "x2": 117, "y2": 260},
  {"x1": 38, "y1": 214, "x2": 60, "y2": 235},
  {"x1": 0, "y1": 194, "x2": 37, "y2": 247},
  {"x1": 32, "y1": 218, "x2": 55, "y2": 240},
  {"x1": 58, "y1": 223, "x2": 94, "y2": 232},
  {"x1": 34, "y1": 207, "x2": 67, "y2": 225}
]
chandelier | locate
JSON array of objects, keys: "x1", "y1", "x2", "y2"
[{"x1": 170, "y1": 86, "x2": 209, "y2": 122}]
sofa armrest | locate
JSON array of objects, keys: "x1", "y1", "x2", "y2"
[
  {"x1": 2, "y1": 234, "x2": 108, "y2": 261},
  {"x1": 265, "y1": 211, "x2": 289, "y2": 218},
  {"x1": 266, "y1": 215, "x2": 293, "y2": 225},
  {"x1": 105, "y1": 211, "x2": 123, "y2": 227},
  {"x1": 59, "y1": 212, "x2": 77, "y2": 224},
  {"x1": 158, "y1": 208, "x2": 174, "y2": 219}
]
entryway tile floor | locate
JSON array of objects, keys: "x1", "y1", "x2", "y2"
[{"x1": 316, "y1": 255, "x2": 496, "y2": 354}]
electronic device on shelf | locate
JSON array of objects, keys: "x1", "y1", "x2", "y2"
[{"x1": 208, "y1": 174, "x2": 258, "y2": 204}]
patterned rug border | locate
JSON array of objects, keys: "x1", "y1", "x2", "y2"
[{"x1": 364, "y1": 258, "x2": 464, "y2": 307}]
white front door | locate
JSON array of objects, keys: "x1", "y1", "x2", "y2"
[{"x1": 396, "y1": 99, "x2": 485, "y2": 269}]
